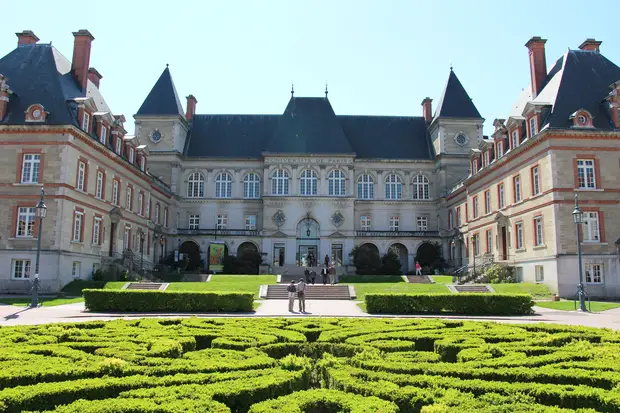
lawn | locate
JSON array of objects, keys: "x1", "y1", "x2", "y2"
[
  {"x1": 430, "y1": 275, "x2": 454, "y2": 284},
  {"x1": 0, "y1": 297, "x2": 85, "y2": 307},
  {"x1": 491, "y1": 283, "x2": 552, "y2": 299},
  {"x1": 339, "y1": 275, "x2": 450, "y2": 300},
  {"x1": 535, "y1": 300, "x2": 620, "y2": 312},
  {"x1": 166, "y1": 275, "x2": 277, "y2": 298}
]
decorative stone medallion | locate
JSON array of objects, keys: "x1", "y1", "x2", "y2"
[
  {"x1": 331, "y1": 211, "x2": 344, "y2": 227},
  {"x1": 273, "y1": 210, "x2": 286, "y2": 228},
  {"x1": 454, "y1": 132, "x2": 468, "y2": 146}
]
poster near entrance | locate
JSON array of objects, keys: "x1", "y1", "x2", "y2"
[{"x1": 209, "y1": 243, "x2": 226, "y2": 272}]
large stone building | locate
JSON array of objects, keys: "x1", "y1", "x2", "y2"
[{"x1": 0, "y1": 30, "x2": 618, "y2": 297}]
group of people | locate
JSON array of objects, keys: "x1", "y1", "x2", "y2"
[
  {"x1": 286, "y1": 254, "x2": 338, "y2": 312},
  {"x1": 303, "y1": 265, "x2": 337, "y2": 285}
]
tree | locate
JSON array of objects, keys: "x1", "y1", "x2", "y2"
[
  {"x1": 381, "y1": 249, "x2": 402, "y2": 275},
  {"x1": 349, "y1": 245, "x2": 382, "y2": 275}
]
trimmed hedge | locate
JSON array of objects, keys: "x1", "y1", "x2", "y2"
[
  {"x1": 365, "y1": 293, "x2": 534, "y2": 315},
  {"x1": 82, "y1": 289, "x2": 253, "y2": 313},
  {"x1": 248, "y1": 389, "x2": 398, "y2": 412}
]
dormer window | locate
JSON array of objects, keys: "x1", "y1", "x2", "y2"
[
  {"x1": 25, "y1": 104, "x2": 47, "y2": 123},
  {"x1": 128, "y1": 147, "x2": 135, "y2": 163},
  {"x1": 115, "y1": 137, "x2": 122, "y2": 155},
  {"x1": 82, "y1": 112, "x2": 90, "y2": 133},
  {"x1": 100, "y1": 126, "x2": 107, "y2": 145},
  {"x1": 140, "y1": 156, "x2": 146, "y2": 172},
  {"x1": 483, "y1": 151, "x2": 489, "y2": 167},
  {"x1": 511, "y1": 129, "x2": 519, "y2": 149},
  {"x1": 497, "y1": 141, "x2": 503, "y2": 158},
  {"x1": 472, "y1": 159, "x2": 478, "y2": 175},
  {"x1": 570, "y1": 109, "x2": 594, "y2": 128},
  {"x1": 529, "y1": 116, "x2": 538, "y2": 137}
]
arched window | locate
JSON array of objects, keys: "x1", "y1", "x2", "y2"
[
  {"x1": 271, "y1": 169, "x2": 289, "y2": 195},
  {"x1": 215, "y1": 172, "x2": 233, "y2": 198},
  {"x1": 357, "y1": 174, "x2": 374, "y2": 200},
  {"x1": 385, "y1": 174, "x2": 402, "y2": 200},
  {"x1": 299, "y1": 169, "x2": 318, "y2": 196},
  {"x1": 187, "y1": 172, "x2": 205, "y2": 198},
  {"x1": 412, "y1": 174, "x2": 430, "y2": 200},
  {"x1": 328, "y1": 169, "x2": 346, "y2": 196},
  {"x1": 243, "y1": 172, "x2": 260, "y2": 199}
]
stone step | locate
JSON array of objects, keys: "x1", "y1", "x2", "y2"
[
  {"x1": 125, "y1": 283, "x2": 166, "y2": 290},
  {"x1": 265, "y1": 285, "x2": 351, "y2": 300},
  {"x1": 406, "y1": 275, "x2": 432, "y2": 284},
  {"x1": 453, "y1": 285, "x2": 492, "y2": 293}
]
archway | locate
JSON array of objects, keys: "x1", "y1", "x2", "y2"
[
  {"x1": 415, "y1": 242, "x2": 439, "y2": 267},
  {"x1": 237, "y1": 241, "x2": 258, "y2": 257},
  {"x1": 296, "y1": 217, "x2": 320, "y2": 266},
  {"x1": 234, "y1": 242, "x2": 261, "y2": 274},
  {"x1": 359, "y1": 242, "x2": 380, "y2": 255},
  {"x1": 179, "y1": 241, "x2": 201, "y2": 271},
  {"x1": 389, "y1": 243, "x2": 409, "y2": 273}
]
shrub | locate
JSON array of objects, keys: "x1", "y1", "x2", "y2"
[
  {"x1": 381, "y1": 249, "x2": 402, "y2": 275},
  {"x1": 349, "y1": 246, "x2": 382, "y2": 275},
  {"x1": 82, "y1": 289, "x2": 253, "y2": 313},
  {"x1": 248, "y1": 389, "x2": 398, "y2": 412},
  {"x1": 223, "y1": 249, "x2": 263, "y2": 274},
  {"x1": 365, "y1": 293, "x2": 534, "y2": 315},
  {"x1": 484, "y1": 264, "x2": 516, "y2": 283}
]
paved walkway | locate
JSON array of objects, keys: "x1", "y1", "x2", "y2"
[{"x1": 1, "y1": 301, "x2": 620, "y2": 329}]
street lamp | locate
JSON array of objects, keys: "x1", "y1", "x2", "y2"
[
  {"x1": 31, "y1": 188, "x2": 47, "y2": 308},
  {"x1": 572, "y1": 193, "x2": 587, "y2": 312}
]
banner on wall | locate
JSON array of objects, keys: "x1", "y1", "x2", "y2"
[{"x1": 209, "y1": 243, "x2": 226, "y2": 272}]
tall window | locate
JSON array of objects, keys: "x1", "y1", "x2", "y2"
[
  {"x1": 412, "y1": 174, "x2": 430, "y2": 200},
  {"x1": 82, "y1": 111, "x2": 90, "y2": 132},
  {"x1": 112, "y1": 180, "x2": 119, "y2": 205},
  {"x1": 137, "y1": 193, "x2": 144, "y2": 216},
  {"x1": 100, "y1": 126, "x2": 107, "y2": 145},
  {"x1": 389, "y1": 215, "x2": 399, "y2": 231},
  {"x1": 473, "y1": 234, "x2": 480, "y2": 256},
  {"x1": 243, "y1": 173, "x2": 261, "y2": 199},
  {"x1": 146, "y1": 196, "x2": 151, "y2": 218},
  {"x1": 498, "y1": 183, "x2": 505, "y2": 209},
  {"x1": 92, "y1": 217, "x2": 102, "y2": 245},
  {"x1": 215, "y1": 172, "x2": 233, "y2": 198},
  {"x1": 21, "y1": 154, "x2": 40, "y2": 183},
  {"x1": 154, "y1": 203, "x2": 160, "y2": 224},
  {"x1": 77, "y1": 161, "x2": 86, "y2": 191},
  {"x1": 328, "y1": 169, "x2": 346, "y2": 196},
  {"x1": 529, "y1": 116, "x2": 538, "y2": 137},
  {"x1": 128, "y1": 147, "x2": 135, "y2": 163},
  {"x1": 163, "y1": 208, "x2": 168, "y2": 227},
  {"x1": 123, "y1": 227, "x2": 130, "y2": 250},
  {"x1": 513, "y1": 175, "x2": 521, "y2": 203},
  {"x1": 385, "y1": 174, "x2": 402, "y2": 200},
  {"x1": 583, "y1": 212, "x2": 600, "y2": 242},
  {"x1": 448, "y1": 210, "x2": 454, "y2": 229},
  {"x1": 187, "y1": 172, "x2": 205, "y2": 198},
  {"x1": 417, "y1": 216, "x2": 428, "y2": 231},
  {"x1": 115, "y1": 137, "x2": 122, "y2": 154},
  {"x1": 511, "y1": 130, "x2": 519, "y2": 149},
  {"x1": 515, "y1": 222, "x2": 524, "y2": 249},
  {"x1": 577, "y1": 159, "x2": 596, "y2": 189},
  {"x1": 484, "y1": 190, "x2": 491, "y2": 214},
  {"x1": 73, "y1": 212, "x2": 83, "y2": 242},
  {"x1": 456, "y1": 207, "x2": 461, "y2": 226},
  {"x1": 532, "y1": 166, "x2": 541, "y2": 195},
  {"x1": 486, "y1": 230, "x2": 493, "y2": 253},
  {"x1": 585, "y1": 264, "x2": 603, "y2": 284},
  {"x1": 357, "y1": 174, "x2": 374, "y2": 200},
  {"x1": 126, "y1": 187, "x2": 132, "y2": 211},
  {"x1": 496, "y1": 141, "x2": 503, "y2": 159},
  {"x1": 534, "y1": 216, "x2": 544, "y2": 246},
  {"x1": 188, "y1": 214, "x2": 200, "y2": 229},
  {"x1": 360, "y1": 215, "x2": 371, "y2": 231},
  {"x1": 535, "y1": 265, "x2": 544, "y2": 282},
  {"x1": 95, "y1": 171, "x2": 104, "y2": 199},
  {"x1": 271, "y1": 169, "x2": 289, "y2": 195},
  {"x1": 16, "y1": 207, "x2": 36, "y2": 237},
  {"x1": 483, "y1": 151, "x2": 489, "y2": 167},
  {"x1": 245, "y1": 215, "x2": 257, "y2": 230},
  {"x1": 140, "y1": 157, "x2": 146, "y2": 172},
  {"x1": 473, "y1": 196, "x2": 479, "y2": 218},
  {"x1": 217, "y1": 214, "x2": 228, "y2": 230},
  {"x1": 12, "y1": 259, "x2": 31, "y2": 279},
  {"x1": 299, "y1": 169, "x2": 318, "y2": 196},
  {"x1": 472, "y1": 159, "x2": 478, "y2": 175}
]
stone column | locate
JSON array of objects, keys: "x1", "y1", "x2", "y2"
[
  {"x1": 234, "y1": 168, "x2": 241, "y2": 198},
  {"x1": 205, "y1": 169, "x2": 212, "y2": 198},
  {"x1": 376, "y1": 170, "x2": 384, "y2": 199},
  {"x1": 319, "y1": 165, "x2": 327, "y2": 196},
  {"x1": 291, "y1": 164, "x2": 298, "y2": 195},
  {"x1": 263, "y1": 166, "x2": 270, "y2": 196},
  {"x1": 348, "y1": 166, "x2": 354, "y2": 196}
]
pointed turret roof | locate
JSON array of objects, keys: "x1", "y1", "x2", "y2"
[
  {"x1": 434, "y1": 70, "x2": 482, "y2": 119},
  {"x1": 136, "y1": 66, "x2": 184, "y2": 117}
]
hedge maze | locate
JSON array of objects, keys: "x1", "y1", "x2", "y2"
[{"x1": 1, "y1": 318, "x2": 619, "y2": 412}]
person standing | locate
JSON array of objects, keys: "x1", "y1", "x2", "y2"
[
  {"x1": 297, "y1": 278, "x2": 306, "y2": 312},
  {"x1": 321, "y1": 266, "x2": 328, "y2": 285},
  {"x1": 286, "y1": 281, "x2": 297, "y2": 312},
  {"x1": 310, "y1": 269, "x2": 317, "y2": 285},
  {"x1": 415, "y1": 261, "x2": 422, "y2": 276},
  {"x1": 324, "y1": 254, "x2": 330, "y2": 268},
  {"x1": 304, "y1": 267, "x2": 310, "y2": 283},
  {"x1": 328, "y1": 266, "x2": 336, "y2": 285}
]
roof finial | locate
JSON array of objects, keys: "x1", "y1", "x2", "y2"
[
  {"x1": 166, "y1": 63, "x2": 169, "y2": 68},
  {"x1": 450, "y1": 62, "x2": 453, "y2": 71},
  {"x1": 325, "y1": 82, "x2": 328, "y2": 99},
  {"x1": 291, "y1": 82, "x2": 294, "y2": 98}
]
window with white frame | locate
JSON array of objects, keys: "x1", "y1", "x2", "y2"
[
  {"x1": 140, "y1": 156, "x2": 145, "y2": 172},
  {"x1": 511, "y1": 129, "x2": 519, "y2": 149},
  {"x1": 498, "y1": 183, "x2": 505, "y2": 209},
  {"x1": 417, "y1": 216, "x2": 428, "y2": 231},
  {"x1": 125, "y1": 186, "x2": 132, "y2": 211},
  {"x1": 357, "y1": 174, "x2": 374, "y2": 200},
  {"x1": 82, "y1": 112, "x2": 90, "y2": 132},
  {"x1": 328, "y1": 169, "x2": 346, "y2": 196},
  {"x1": 123, "y1": 227, "x2": 130, "y2": 250},
  {"x1": 73, "y1": 212, "x2": 83, "y2": 242},
  {"x1": 486, "y1": 230, "x2": 493, "y2": 253},
  {"x1": 472, "y1": 159, "x2": 478, "y2": 175},
  {"x1": 188, "y1": 214, "x2": 200, "y2": 230},
  {"x1": 484, "y1": 191, "x2": 491, "y2": 214},
  {"x1": 385, "y1": 174, "x2": 402, "y2": 200},
  {"x1": 473, "y1": 196, "x2": 479, "y2": 218},
  {"x1": 529, "y1": 116, "x2": 538, "y2": 137},
  {"x1": 473, "y1": 234, "x2": 480, "y2": 256},
  {"x1": 112, "y1": 180, "x2": 119, "y2": 205},
  {"x1": 72, "y1": 261, "x2": 81, "y2": 278},
  {"x1": 100, "y1": 126, "x2": 107, "y2": 145},
  {"x1": 456, "y1": 207, "x2": 462, "y2": 226},
  {"x1": 145, "y1": 196, "x2": 150, "y2": 218},
  {"x1": 154, "y1": 203, "x2": 160, "y2": 224},
  {"x1": 514, "y1": 175, "x2": 521, "y2": 203},
  {"x1": 245, "y1": 215, "x2": 257, "y2": 230},
  {"x1": 92, "y1": 217, "x2": 102, "y2": 245},
  {"x1": 271, "y1": 169, "x2": 289, "y2": 195},
  {"x1": 577, "y1": 159, "x2": 596, "y2": 189},
  {"x1": 389, "y1": 215, "x2": 400, "y2": 231},
  {"x1": 299, "y1": 169, "x2": 318, "y2": 196},
  {"x1": 497, "y1": 141, "x2": 503, "y2": 158},
  {"x1": 163, "y1": 208, "x2": 168, "y2": 227},
  {"x1": 21, "y1": 154, "x2": 40, "y2": 183},
  {"x1": 215, "y1": 172, "x2": 233, "y2": 198},
  {"x1": 243, "y1": 173, "x2": 261, "y2": 199},
  {"x1": 532, "y1": 166, "x2": 541, "y2": 195},
  {"x1": 12, "y1": 259, "x2": 31, "y2": 279},
  {"x1": 360, "y1": 215, "x2": 371, "y2": 231},
  {"x1": 585, "y1": 264, "x2": 603, "y2": 284},
  {"x1": 217, "y1": 214, "x2": 228, "y2": 230},
  {"x1": 412, "y1": 174, "x2": 430, "y2": 200},
  {"x1": 187, "y1": 172, "x2": 205, "y2": 198},
  {"x1": 77, "y1": 161, "x2": 86, "y2": 191},
  {"x1": 535, "y1": 265, "x2": 544, "y2": 282},
  {"x1": 448, "y1": 210, "x2": 454, "y2": 229},
  {"x1": 137, "y1": 193, "x2": 143, "y2": 216},
  {"x1": 128, "y1": 147, "x2": 135, "y2": 163},
  {"x1": 534, "y1": 216, "x2": 544, "y2": 246},
  {"x1": 583, "y1": 212, "x2": 600, "y2": 242},
  {"x1": 515, "y1": 222, "x2": 524, "y2": 249},
  {"x1": 115, "y1": 137, "x2": 122, "y2": 154},
  {"x1": 483, "y1": 151, "x2": 489, "y2": 167},
  {"x1": 95, "y1": 171, "x2": 104, "y2": 199},
  {"x1": 16, "y1": 207, "x2": 36, "y2": 237},
  {"x1": 92, "y1": 262, "x2": 100, "y2": 275}
]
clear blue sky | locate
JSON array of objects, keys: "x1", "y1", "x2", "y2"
[{"x1": 3, "y1": 0, "x2": 619, "y2": 135}]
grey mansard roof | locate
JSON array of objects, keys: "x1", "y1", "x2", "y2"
[
  {"x1": 136, "y1": 67, "x2": 184, "y2": 117},
  {"x1": 434, "y1": 69, "x2": 482, "y2": 120}
]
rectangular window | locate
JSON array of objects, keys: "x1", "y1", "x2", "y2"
[
  {"x1": 417, "y1": 216, "x2": 428, "y2": 231},
  {"x1": 456, "y1": 207, "x2": 461, "y2": 226},
  {"x1": 515, "y1": 222, "x2": 524, "y2": 249},
  {"x1": 163, "y1": 208, "x2": 168, "y2": 227},
  {"x1": 535, "y1": 265, "x2": 544, "y2": 282},
  {"x1": 100, "y1": 126, "x2": 107, "y2": 145},
  {"x1": 112, "y1": 180, "x2": 119, "y2": 205},
  {"x1": 331, "y1": 244, "x2": 343, "y2": 267},
  {"x1": 483, "y1": 151, "x2": 489, "y2": 167},
  {"x1": 513, "y1": 175, "x2": 521, "y2": 203},
  {"x1": 577, "y1": 159, "x2": 596, "y2": 189},
  {"x1": 484, "y1": 190, "x2": 491, "y2": 214},
  {"x1": 245, "y1": 215, "x2": 257, "y2": 230},
  {"x1": 529, "y1": 116, "x2": 538, "y2": 137},
  {"x1": 77, "y1": 161, "x2": 86, "y2": 191},
  {"x1": 72, "y1": 261, "x2": 81, "y2": 278},
  {"x1": 146, "y1": 196, "x2": 151, "y2": 218},
  {"x1": 82, "y1": 111, "x2": 90, "y2": 132},
  {"x1": 472, "y1": 159, "x2": 478, "y2": 175},
  {"x1": 585, "y1": 264, "x2": 603, "y2": 284},
  {"x1": 128, "y1": 147, "x2": 135, "y2": 163},
  {"x1": 448, "y1": 210, "x2": 454, "y2": 229},
  {"x1": 472, "y1": 196, "x2": 479, "y2": 218},
  {"x1": 92, "y1": 262, "x2": 100, "y2": 275},
  {"x1": 532, "y1": 166, "x2": 541, "y2": 195},
  {"x1": 497, "y1": 141, "x2": 503, "y2": 158},
  {"x1": 486, "y1": 230, "x2": 492, "y2": 253},
  {"x1": 92, "y1": 217, "x2": 102, "y2": 245},
  {"x1": 115, "y1": 137, "x2": 122, "y2": 155},
  {"x1": 123, "y1": 227, "x2": 130, "y2": 250},
  {"x1": 583, "y1": 212, "x2": 600, "y2": 242},
  {"x1": 389, "y1": 215, "x2": 399, "y2": 231},
  {"x1": 73, "y1": 212, "x2": 83, "y2": 242},
  {"x1": 140, "y1": 156, "x2": 146, "y2": 172},
  {"x1": 137, "y1": 193, "x2": 144, "y2": 216},
  {"x1": 498, "y1": 183, "x2": 505, "y2": 209},
  {"x1": 534, "y1": 216, "x2": 544, "y2": 246},
  {"x1": 473, "y1": 234, "x2": 480, "y2": 256},
  {"x1": 21, "y1": 154, "x2": 41, "y2": 183},
  {"x1": 16, "y1": 207, "x2": 36, "y2": 237},
  {"x1": 126, "y1": 187, "x2": 132, "y2": 211},
  {"x1": 154, "y1": 203, "x2": 160, "y2": 224},
  {"x1": 188, "y1": 214, "x2": 200, "y2": 229},
  {"x1": 95, "y1": 171, "x2": 104, "y2": 199},
  {"x1": 217, "y1": 214, "x2": 228, "y2": 230},
  {"x1": 511, "y1": 129, "x2": 519, "y2": 149},
  {"x1": 361, "y1": 215, "x2": 371, "y2": 231},
  {"x1": 11, "y1": 259, "x2": 31, "y2": 279}
]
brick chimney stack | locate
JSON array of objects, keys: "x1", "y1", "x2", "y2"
[
  {"x1": 88, "y1": 68, "x2": 102, "y2": 89},
  {"x1": 186, "y1": 95, "x2": 198, "y2": 121},
  {"x1": 71, "y1": 30, "x2": 95, "y2": 92},
  {"x1": 578, "y1": 38, "x2": 602, "y2": 52},
  {"x1": 16, "y1": 30, "x2": 39, "y2": 47},
  {"x1": 421, "y1": 97, "x2": 433, "y2": 123},
  {"x1": 525, "y1": 36, "x2": 548, "y2": 98}
]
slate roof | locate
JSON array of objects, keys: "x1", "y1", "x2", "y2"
[
  {"x1": 135, "y1": 67, "x2": 184, "y2": 117},
  {"x1": 434, "y1": 69, "x2": 482, "y2": 119}
]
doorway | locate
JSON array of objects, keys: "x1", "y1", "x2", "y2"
[
  {"x1": 501, "y1": 226, "x2": 507, "y2": 260},
  {"x1": 273, "y1": 243, "x2": 285, "y2": 267},
  {"x1": 299, "y1": 245, "x2": 317, "y2": 267}
]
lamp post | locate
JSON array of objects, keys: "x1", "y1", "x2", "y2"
[
  {"x1": 31, "y1": 188, "x2": 47, "y2": 307},
  {"x1": 572, "y1": 193, "x2": 587, "y2": 312}
]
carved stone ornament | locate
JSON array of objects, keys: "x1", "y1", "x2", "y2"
[
  {"x1": 273, "y1": 210, "x2": 286, "y2": 228},
  {"x1": 331, "y1": 211, "x2": 344, "y2": 228}
]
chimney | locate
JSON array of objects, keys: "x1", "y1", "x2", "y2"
[
  {"x1": 579, "y1": 38, "x2": 602, "y2": 52},
  {"x1": 186, "y1": 95, "x2": 198, "y2": 121},
  {"x1": 16, "y1": 30, "x2": 39, "y2": 47},
  {"x1": 71, "y1": 30, "x2": 95, "y2": 92},
  {"x1": 525, "y1": 36, "x2": 548, "y2": 98},
  {"x1": 0, "y1": 75, "x2": 12, "y2": 121},
  {"x1": 88, "y1": 68, "x2": 102, "y2": 89},
  {"x1": 421, "y1": 97, "x2": 433, "y2": 123}
]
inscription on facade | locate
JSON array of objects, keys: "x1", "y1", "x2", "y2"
[{"x1": 265, "y1": 157, "x2": 353, "y2": 165}]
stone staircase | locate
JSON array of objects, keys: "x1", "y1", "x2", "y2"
[
  {"x1": 124, "y1": 282, "x2": 168, "y2": 291},
  {"x1": 265, "y1": 284, "x2": 352, "y2": 300},
  {"x1": 406, "y1": 275, "x2": 432, "y2": 284},
  {"x1": 453, "y1": 284, "x2": 492, "y2": 293}
]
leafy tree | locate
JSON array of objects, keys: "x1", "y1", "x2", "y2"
[
  {"x1": 349, "y1": 245, "x2": 382, "y2": 275},
  {"x1": 381, "y1": 249, "x2": 402, "y2": 275}
]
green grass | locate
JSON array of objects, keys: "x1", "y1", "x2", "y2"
[
  {"x1": 491, "y1": 283, "x2": 552, "y2": 299},
  {"x1": 165, "y1": 275, "x2": 276, "y2": 299},
  {"x1": 535, "y1": 300, "x2": 620, "y2": 312},
  {"x1": 339, "y1": 275, "x2": 450, "y2": 300},
  {"x1": 430, "y1": 275, "x2": 454, "y2": 284},
  {"x1": 0, "y1": 297, "x2": 85, "y2": 307},
  {"x1": 60, "y1": 280, "x2": 107, "y2": 295}
]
